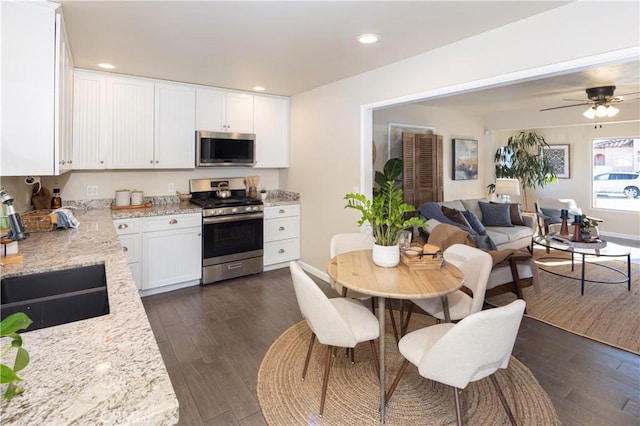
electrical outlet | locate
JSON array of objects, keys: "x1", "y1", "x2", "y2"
[
  {"x1": 86, "y1": 185, "x2": 99, "y2": 196},
  {"x1": 168, "y1": 183, "x2": 175, "y2": 193}
]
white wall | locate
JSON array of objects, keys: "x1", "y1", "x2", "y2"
[{"x1": 287, "y1": 1, "x2": 640, "y2": 273}]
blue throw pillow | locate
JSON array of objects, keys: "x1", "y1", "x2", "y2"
[
  {"x1": 478, "y1": 202, "x2": 513, "y2": 227},
  {"x1": 461, "y1": 210, "x2": 487, "y2": 235}
]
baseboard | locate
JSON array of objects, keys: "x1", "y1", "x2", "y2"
[
  {"x1": 297, "y1": 260, "x2": 331, "y2": 284},
  {"x1": 599, "y1": 230, "x2": 640, "y2": 242}
]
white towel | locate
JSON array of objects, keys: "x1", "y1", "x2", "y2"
[{"x1": 53, "y1": 208, "x2": 80, "y2": 229}]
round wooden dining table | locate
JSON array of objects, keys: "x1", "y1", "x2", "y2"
[{"x1": 327, "y1": 249, "x2": 464, "y2": 423}]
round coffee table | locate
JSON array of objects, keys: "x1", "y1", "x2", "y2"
[{"x1": 532, "y1": 235, "x2": 631, "y2": 295}]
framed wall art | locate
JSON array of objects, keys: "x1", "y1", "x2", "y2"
[
  {"x1": 452, "y1": 138, "x2": 478, "y2": 180},
  {"x1": 541, "y1": 144, "x2": 570, "y2": 178}
]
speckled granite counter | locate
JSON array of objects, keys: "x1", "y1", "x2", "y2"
[
  {"x1": 262, "y1": 190, "x2": 300, "y2": 207},
  {"x1": 110, "y1": 202, "x2": 201, "y2": 219},
  {"x1": 0, "y1": 208, "x2": 179, "y2": 425}
]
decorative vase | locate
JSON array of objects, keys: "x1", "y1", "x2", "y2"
[{"x1": 372, "y1": 243, "x2": 400, "y2": 268}]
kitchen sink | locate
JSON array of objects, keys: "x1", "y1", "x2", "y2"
[{"x1": 1, "y1": 263, "x2": 110, "y2": 332}]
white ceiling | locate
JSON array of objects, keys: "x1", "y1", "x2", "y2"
[{"x1": 58, "y1": 1, "x2": 639, "y2": 122}]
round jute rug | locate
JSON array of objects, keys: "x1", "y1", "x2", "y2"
[{"x1": 257, "y1": 316, "x2": 559, "y2": 425}]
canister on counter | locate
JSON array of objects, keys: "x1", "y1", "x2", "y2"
[
  {"x1": 131, "y1": 190, "x2": 144, "y2": 206},
  {"x1": 115, "y1": 190, "x2": 131, "y2": 206}
]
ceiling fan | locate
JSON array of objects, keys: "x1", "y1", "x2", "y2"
[{"x1": 540, "y1": 85, "x2": 640, "y2": 118}]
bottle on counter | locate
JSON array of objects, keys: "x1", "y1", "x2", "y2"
[{"x1": 51, "y1": 188, "x2": 62, "y2": 209}]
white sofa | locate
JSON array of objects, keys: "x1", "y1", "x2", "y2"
[{"x1": 418, "y1": 198, "x2": 536, "y2": 251}]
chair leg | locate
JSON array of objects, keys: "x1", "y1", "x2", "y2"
[
  {"x1": 402, "y1": 302, "x2": 414, "y2": 336},
  {"x1": 302, "y1": 333, "x2": 316, "y2": 381},
  {"x1": 387, "y1": 298, "x2": 400, "y2": 343},
  {"x1": 368, "y1": 340, "x2": 380, "y2": 380},
  {"x1": 319, "y1": 345, "x2": 334, "y2": 416},
  {"x1": 371, "y1": 297, "x2": 376, "y2": 315},
  {"x1": 350, "y1": 346, "x2": 355, "y2": 364},
  {"x1": 453, "y1": 386, "x2": 463, "y2": 426},
  {"x1": 490, "y1": 374, "x2": 517, "y2": 426},
  {"x1": 385, "y1": 358, "x2": 409, "y2": 403}
]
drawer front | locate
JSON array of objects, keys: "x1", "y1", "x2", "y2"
[
  {"x1": 264, "y1": 238, "x2": 300, "y2": 265},
  {"x1": 264, "y1": 204, "x2": 300, "y2": 220},
  {"x1": 142, "y1": 213, "x2": 201, "y2": 232},
  {"x1": 264, "y1": 216, "x2": 299, "y2": 242},
  {"x1": 118, "y1": 234, "x2": 141, "y2": 263},
  {"x1": 113, "y1": 218, "x2": 141, "y2": 235}
]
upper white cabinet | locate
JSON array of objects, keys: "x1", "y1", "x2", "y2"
[
  {"x1": 196, "y1": 88, "x2": 254, "y2": 133},
  {"x1": 154, "y1": 83, "x2": 196, "y2": 168},
  {"x1": 108, "y1": 76, "x2": 155, "y2": 168},
  {"x1": 254, "y1": 95, "x2": 290, "y2": 168},
  {"x1": 73, "y1": 71, "x2": 196, "y2": 169},
  {"x1": 1, "y1": 1, "x2": 74, "y2": 176}
]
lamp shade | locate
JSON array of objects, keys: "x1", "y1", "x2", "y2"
[{"x1": 495, "y1": 178, "x2": 520, "y2": 196}]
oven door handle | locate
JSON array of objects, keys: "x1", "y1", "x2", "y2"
[{"x1": 203, "y1": 213, "x2": 264, "y2": 225}]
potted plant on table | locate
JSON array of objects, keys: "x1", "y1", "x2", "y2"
[
  {"x1": 1, "y1": 312, "x2": 32, "y2": 401},
  {"x1": 345, "y1": 161, "x2": 426, "y2": 267}
]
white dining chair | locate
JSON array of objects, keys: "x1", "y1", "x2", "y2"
[
  {"x1": 403, "y1": 244, "x2": 492, "y2": 330},
  {"x1": 289, "y1": 261, "x2": 380, "y2": 415},
  {"x1": 386, "y1": 299, "x2": 526, "y2": 426},
  {"x1": 330, "y1": 233, "x2": 400, "y2": 342}
]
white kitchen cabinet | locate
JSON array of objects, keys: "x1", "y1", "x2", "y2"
[
  {"x1": 263, "y1": 204, "x2": 300, "y2": 269},
  {"x1": 141, "y1": 213, "x2": 202, "y2": 291},
  {"x1": 73, "y1": 70, "x2": 108, "y2": 169},
  {"x1": 154, "y1": 83, "x2": 196, "y2": 168},
  {"x1": 254, "y1": 95, "x2": 290, "y2": 168},
  {"x1": 108, "y1": 76, "x2": 155, "y2": 168},
  {"x1": 196, "y1": 88, "x2": 254, "y2": 133},
  {"x1": 1, "y1": 1, "x2": 74, "y2": 176},
  {"x1": 113, "y1": 218, "x2": 142, "y2": 289}
]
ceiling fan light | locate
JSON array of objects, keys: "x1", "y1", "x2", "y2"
[
  {"x1": 595, "y1": 104, "x2": 609, "y2": 117},
  {"x1": 583, "y1": 107, "x2": 596, "y2": 119},
  {"x1": 606, "y1": 105, "x2": 619, "y2": 117}
]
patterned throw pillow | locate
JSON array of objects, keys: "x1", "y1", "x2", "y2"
[{"x1": 478, "y1": 202, "x2": 513, "y2": 227}]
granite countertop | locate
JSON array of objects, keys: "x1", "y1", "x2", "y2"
[
  {"x1": 111, "y1": 202, "x2": 201, "y2": 219},
  {"x1": 0, "y1": 208, "x2": 179, "y2": 424}
]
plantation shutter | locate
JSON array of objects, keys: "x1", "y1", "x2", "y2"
[{"x1": 402, "y1": 132, "x2": 443, "y2": 207}]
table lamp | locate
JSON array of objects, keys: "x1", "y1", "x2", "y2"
[{"x1": 495, "y1": 178, "x2": 520, "y2": 203}]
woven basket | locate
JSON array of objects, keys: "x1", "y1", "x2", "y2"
[{"x1": 22, "y1": 209, "x2": 56, "y2": 233}]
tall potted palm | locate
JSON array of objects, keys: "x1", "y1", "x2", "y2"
[{"x1": 345, "y1": 176, "x2": 426, "y2": 267}]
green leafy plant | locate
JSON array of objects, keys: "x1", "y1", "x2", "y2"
[
  {"x1": 1, "y1": 312, "x2": 32, "y2": 401},
  {"x1": 374, "y1": 157, "x2": 402, "y2": 196},
  {"x1": 345, "y1": 176, "x2": 426, "y2": 246},
  {"x1": 580, "y1": 214, "x2": 595, "y2": 233},
  {"x1": 488, "y1": 130, "x2": 557, "y2": 208}
]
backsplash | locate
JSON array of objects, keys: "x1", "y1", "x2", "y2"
[{"x1": 64, "y1": 195, "x2": 181, "y2": 210}]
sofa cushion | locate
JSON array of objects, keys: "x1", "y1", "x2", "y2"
[
  {"x1": 485, "y1": 229, "x2": 510, "y2": 245},
  {"x1": 461, "y1": 210, "x2": 487, "y2": 235},
  {"x1": 486, "y1": 225, "x2": 534, "y2": 242},
  {"x1": 460, "y1": 199, "x2": 484, "y2": 220},
  {"x1": 439, "y1": 200, "x2": 466, "y2": 211},
  {"x1": 417, "y1": 202, "x2": 478, "y2": 235},
  {"x1": 479, "y1": 202, "x2": 513, "y2": 227}
]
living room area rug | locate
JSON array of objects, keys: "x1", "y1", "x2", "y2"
[
  {"x1": 257, "y1": 315, "x2": 559, "y2": 425},
  {"x1": 487, "y1": 247, "x2": 640, "y2": 354}
]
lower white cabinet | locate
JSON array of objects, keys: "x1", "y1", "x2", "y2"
[
  {"x1": 114, "y1": 213, "x2": 202, "y2": 293},
  {"x1": 263, "y1": 204, "x2": 300, "y2": 269},
  {"x1": 113, "y1": 218, "x2": 142, "y2": 289}
]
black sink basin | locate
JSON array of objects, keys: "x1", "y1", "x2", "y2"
[{"x1": 1, "y1": 264, "x2": 110, "y2": 332}]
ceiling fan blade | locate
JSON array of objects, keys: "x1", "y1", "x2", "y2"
[
  {"x1": 540, "y1": 102, "x2": 591, "y2": 112},
  {"x1": 618, "y1": 91, "x2": 640, "y2": 97}
]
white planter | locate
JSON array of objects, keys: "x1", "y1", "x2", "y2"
[{"x1": 372, "y1": 243, "x2": 400, "y2": 268}]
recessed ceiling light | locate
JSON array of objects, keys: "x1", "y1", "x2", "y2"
[
  {"x1": 357, "y1": 33, "x2": 380, "y2": 45},
  {"x1": 252, "y1": 86, "x2": 265, "y2": 92},
  {"x1": 97, "y1": 63, "x2": 115, "y2": 69}
]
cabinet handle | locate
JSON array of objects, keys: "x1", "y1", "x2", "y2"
[
  {"x1": 169, "y1": 219, "x2": 178, "y2": 224},
  {"x1": 279, "y1": 226, "x2": 285, "y2": 231},
  {"x1": 155, "y1": 160, "x2": 159, "y2": 164},
  {"x1": 279, "y1": 209, "x2": 285, "y2": 214},
  {"x1": 68, "y1": 160, "x2": 72, "y2": 164},
  {"x1": 118, "y1": 223, "x2": 128, "y2": 229},
  {"x1": 150, "y1": 160, "x2": 154, "y2": 164},
  {"x1": 278, "y1": 249, "x2": 285, "y2": 254},
  {"x1": 123, "y1": 246, "x2": 129, "y2": 252},
  {"x1": 100, "y1": 160, "x2": 104, "y2": 164}
]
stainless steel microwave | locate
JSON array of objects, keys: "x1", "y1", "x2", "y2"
[{"x1": 196, "y1": 131, "x2": 256, "y2": 167}]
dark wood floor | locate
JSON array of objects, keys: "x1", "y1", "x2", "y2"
[{"x1": 142, "y1": 268, "x2": 639, "y2": 425}]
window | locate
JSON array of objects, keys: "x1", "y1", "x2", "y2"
[{"x1": 592, "y1": 138, "x2": 640, "y2": 212}]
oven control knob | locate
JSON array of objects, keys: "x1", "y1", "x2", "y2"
[
  {"x1": 231, "y1": 207, "x2": 238, "y2": 213},
  {"x1": 215, "y1": 209, "x2": 223, "y2": 216}
]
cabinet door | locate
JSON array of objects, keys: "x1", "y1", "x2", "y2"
[
  {"x1": 225, "y1": 92, "x2": 254, "y2": 133},
  {"x1": 0, "y1": 1, "x2": 57, "y2": 176},
  {"x1": 55, "y1": 12, "x2": 74, "y2": 173},
  {"x1": 254, "y1": 96, "x2": 289, "y2": 167},
  {"x1": 195, "y1": 88, "x2": 225, "y2": 131},
  {"x1": 107, "y1": 76, "x2": 155, "y2": 168},
  {"x1": 73, "y1": 71, "x2": 107, "y2": 169},
  {"x1": 154, "y1": 83, "x2": 196, "y2": 168},
  {"x1": 142, "y1": 227, "x2": 202, "y2": 290}
]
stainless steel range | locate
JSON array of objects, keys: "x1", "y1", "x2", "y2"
[{"x1": 190, "y1": 177, "x2": 263, "y2": 284}]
